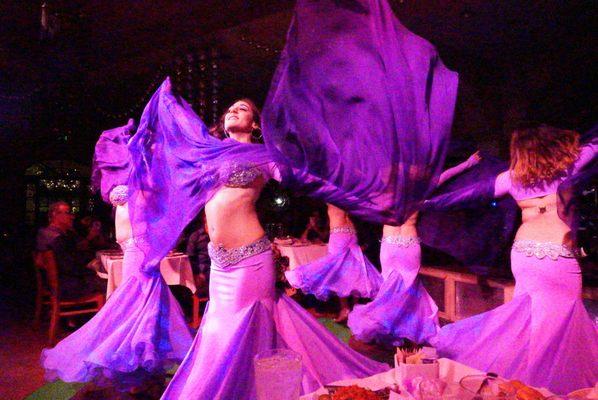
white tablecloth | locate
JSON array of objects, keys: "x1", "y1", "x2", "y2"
[
  {"x1": 301, "y1": 358, "x2": 553, "y2": 399},
  {"x1": 277, "y1": 243, "x2": 328, "y2": 270},
  {"x1": 96, "y1": 250, "x2": 197, "y2": 297}
]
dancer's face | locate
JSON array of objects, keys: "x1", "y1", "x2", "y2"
[{"x1": 224, "y1": 101, "x2": 258, "y2": 137}]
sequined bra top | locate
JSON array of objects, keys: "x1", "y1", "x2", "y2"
[
  {"x1": 222, "y1": 162, "x2": 265, "y2": 188},
  {"x1": 109, "y1": 185, "x2": 128, "y2": 206}
]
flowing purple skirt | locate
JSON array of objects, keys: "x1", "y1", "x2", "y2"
[
  {"x1": 41, "y1": 244, "x2": 193, "y2": 389},
  {"x1": 285, "y1": 232, "x2": 383, "y2": 300},
  {"x1": 348, "y1": 239, "x2": 440, "y2": 346},
  {"x1": 162, "y1": 249, "x2": 388, "y2": 400},
  {"x1": 432, "y1": 249, "x2": 598, "y2": 394}
]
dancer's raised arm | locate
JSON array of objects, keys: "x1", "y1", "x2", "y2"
[{"x1": 438, "y1": 151, "x2": 481, "y2": 186}]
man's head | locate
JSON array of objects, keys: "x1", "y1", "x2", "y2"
[{"x1": 48, "y1": 201, "x2": 74, "y2": 232}]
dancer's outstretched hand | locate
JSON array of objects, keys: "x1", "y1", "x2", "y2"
[{"x1": 467, "y1": 150, "x2": 482, "y2": 165}]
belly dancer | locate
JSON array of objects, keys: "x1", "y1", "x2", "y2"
[
  {"x1": 41, "y1": 120, "x2": 192, "y2": 391},
  {"x1": 152, "y1": 96, "x2": 387, "y2": 399},
  {"x1": 431, "y1": 125, "x2": 597, "y2": 394},
  {"x1": 285, "y1": 204, "x2": 383, "y2": 323},
  {"x1": 349, "y1": 153, "x2": 481, "y2": 346}
]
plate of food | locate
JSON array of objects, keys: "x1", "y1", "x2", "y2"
[
  {"x1": 317, "y1": 384, "x2": 396, "y2": 400},
  {"x1": 499, "y1": 380, "x2": 550, "y2": 400}
]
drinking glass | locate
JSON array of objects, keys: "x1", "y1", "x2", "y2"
[
  {"x1": 418, "y1": 378, "x2": 443, "y2": 400},
  {"x1": 254, "y1": 348, "x2": 302, "y2": 400},
  {"x1": 460, "y1": 375, "x2": 517, "y2": 399}
]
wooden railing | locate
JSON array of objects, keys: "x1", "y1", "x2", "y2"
[{"x1": 419, "y1": 265, "x2": 597, "y2": 323}]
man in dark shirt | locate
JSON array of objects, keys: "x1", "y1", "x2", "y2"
[{"x1": 36, "y1": 201, "x2": 105, "y2": 300}]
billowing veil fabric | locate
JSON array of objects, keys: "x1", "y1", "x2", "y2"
[
  {"x1": 262, "y1": 0, "x2": 459, "y2": 226},
  {"x1": 91, "y1": 119, "x2": 135, "y2": 202},
  {"x1": 41, "y1": 123, "x2": 193, "y2": 389},
  {"x1": 127, "y1": 79, "x2": 274, "y2": 267},
  {"x1": 419, "y1": 156, "x2": 519, "y2": 273},
  {"x1": 558, "y1": 128, "x2": 598, "y2": 241}
]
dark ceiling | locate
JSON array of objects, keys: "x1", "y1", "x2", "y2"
[{"x1": 1, "y1": 0, "x2": 596, "y2": 165}]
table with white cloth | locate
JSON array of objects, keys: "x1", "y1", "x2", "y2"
[
  {"x1": 301, "y1": 358, "x2": 553, "y2": 399},
  {"x1": 276, "y1": 242, "x2": 328, "y2": 270},
  {"x1": 96, "y1": 250, "x2": 197, "y2": 297}
]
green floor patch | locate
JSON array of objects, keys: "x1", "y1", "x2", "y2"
[
  {"x1": 25, "y1": 380, "x2": 83, "y2": 400},
  {"x1": 318, "y1": 317, "x2": 351, "y2": 343}
]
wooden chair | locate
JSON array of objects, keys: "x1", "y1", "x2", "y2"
[
  {"x1": 33, "y1": 250, "x2": 105, "y2": 345},
  {"x1": 191, "y1": 293, "x2": 209, "y2": 329}
]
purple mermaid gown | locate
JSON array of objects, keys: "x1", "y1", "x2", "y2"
[
  {"x1": 432, "y1": 246, "x2": 598, "y2": 394},
  {"x1": 285, "y1": 226, "x2": 383, "y2": 300},
  {"x1": 348, "y1": 236, "x2": 440, "y2": 346},
  {"x1": 41, "y1": 124, "x2": 193, "y2": 389},
  {"x1": 346, "y1": 158, "x2": 481, "y2": 346},
  {"x1": 161, "y1": 239, "x2": 387, "y2": 399},
  {"x1": 431, "y1": 142, "x2": 598, "y2": 394}
]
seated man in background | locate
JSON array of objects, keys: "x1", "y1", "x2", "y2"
[
  {"x1": 300, "y1": 209, "x2": 329, "y2": 243},
  {"x1": 79, "y1": 216, "x2": 111, "y2": 253},
  {"x1": 36, "y1": 201, "x2": 105, "y2": 300}
]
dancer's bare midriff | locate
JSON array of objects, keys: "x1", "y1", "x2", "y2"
[
  {"x1": 205, "y1": 180, "x2": 267, "y2": 249},
  {"x1": 114, "y1": 203, "x2": 133, "y2": 243},
  {"x1": 383, "y1": 211, "x2": 419, "y2": 238},
  {"x1": 327, "y1": 204, "x2": 353, "y2": 229},
  {"x1": 515, "y1": 194, "x2": 573, "y2": 246}
]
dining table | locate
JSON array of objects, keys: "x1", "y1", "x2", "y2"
[
  {"x1": 275, "y1": 240, "x2": 328, "y2": 270},
  {"x1": 301, "y1": 357, "x2": 554, "y2": 399},
  {"x1": 96, "y1": 250, "x2": 197, "y2": 297}
]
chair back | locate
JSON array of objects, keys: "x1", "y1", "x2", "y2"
[{"x1": 33, "y1": 250, "x2": 60, "y2": 297}]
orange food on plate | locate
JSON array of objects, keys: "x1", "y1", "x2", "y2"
[
  {"x1": 329, "y1": 385, "x2": 380, "y2": 400},
  {"x1": 503, "y1": 380, "x2": 545, "y2": 400}
]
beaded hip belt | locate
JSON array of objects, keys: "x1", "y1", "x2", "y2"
[
  {"x1": 208, "y1": 236, "x2": 272, "y2": 268},
  {"x1": 330, "y1": 226, "x2": 356, "y2": 234},
  {"x1": 118, "y1": 235, "x2": 148, "y2": 251},
  {"x1": 512, "y1": 240, "x2": 579, "y2": 260},
  {"x1": 380, "y1": 235, "x2": 421, "y2": 247}
]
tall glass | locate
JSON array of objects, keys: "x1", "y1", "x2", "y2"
[{"x1": 254, "y1": 348, "x2": 302, "y2": 400}]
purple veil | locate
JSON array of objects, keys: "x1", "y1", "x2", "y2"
[
  {"x1": 558, "y1": 127, "x2": 598, "y2": 245},
  {"x1": 262, "y1": 0, "x2": 459, "y2": 225},
  {"x1": 419, "y1": 155, "x2": 518, "y2": 273},
  {"x1": 127, "y1": 0, "x2": 459, "y2": 266},
  {"x1": 91, "y1": 119, "x2": 135, "y2": 203}
]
